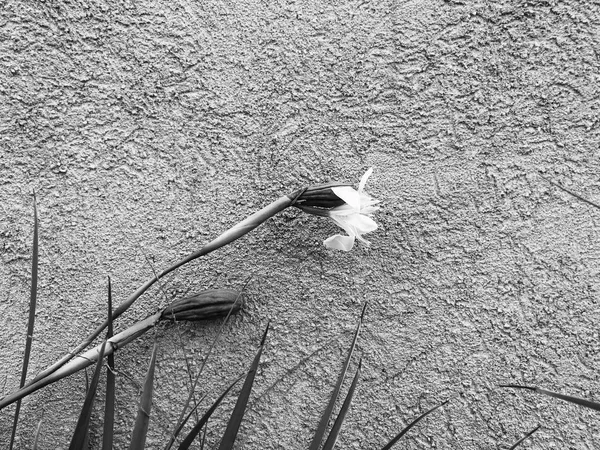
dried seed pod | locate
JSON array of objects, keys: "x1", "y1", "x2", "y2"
[{"x1": 160, "y1": 289, "x2": 242, "y2": 322}]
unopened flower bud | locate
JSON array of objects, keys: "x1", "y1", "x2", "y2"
[
  {"x1": 290, "y1": 183, "x2": 351, "y2": 209},
  {"x1": 161, "y1": 289, "x2": 242, "y2": 321}
]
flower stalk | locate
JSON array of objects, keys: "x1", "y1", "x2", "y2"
[
  {"x1": 27, "y1": 195, "x2": 293, "y2": 386},
  {"x1": 0, "y1": 290, "x2": 242, "y2": 410}
]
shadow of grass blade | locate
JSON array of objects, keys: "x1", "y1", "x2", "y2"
[
  {"x1": 539, "y1": 174, "x2": 600, "y2": 210},
  {"x1": 380, "y1": 399, "x2": 449, "y2": 450},
  {"x1": 321, "y1": 359, "x2": 362, "y2": 450},
  {"x1": 69, "y1": 340, "x2": 108, "y2": 450},
  {"x1": 178, "y1": 375, "x2": 244, "y2": 450},
  {"x1": 103, "y1": 277, "x2": 115, "y2": 450},
  {"x1": 309, "y1": 303, "x2": 367, "y2": 450},
  {"x1": 508, "y1": 425, "x2": 541, "y2": 450},
  {"x1": 129, "y1": 342, "x2": 159, "y2": 450},
  {"x1": 9, "y1": 193, "x2": 39, "y2": 450},
  {"x1": 217, "y1": 322, "x2": 270, "y2": 450},
  {"x1": 500, "y1": 384, "x2": 600, "y2": 412}
]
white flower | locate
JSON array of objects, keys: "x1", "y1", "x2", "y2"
[{"x1": 323, "y1": 168, "x2": 379, "y2": 251}]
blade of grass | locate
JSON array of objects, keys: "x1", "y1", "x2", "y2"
[
  {"x1": 102, "y1": 277, "x2": 115, "y2": 450},
  {"x1": 309, "y1": 303, "x2": 367, "y2": 450},
  {"x1": 140, "y1": 250, "x2": 201, "y2": 434},
  {"x1": 321, "y1": 359, "x2": 362, "y2": 450},
  {"x1": 32, "y1": 418, "x2": 43, "y2": 450},
  {"x1": 178, "y1": 375, "x2": 244, "y2": 450},
  {"x1": 168, "y1": 396, "x2": 205, "y2": 448},
  {"x1": 9, "y1": 193, "x2": 39, "y2": 450},
  {"x1": 69, "y1": 340, "x2": 107, "y2": 450},
  {"x1": 500, "y1": 384, "x2": 600, "y2": 411},
  {"x1": 508, "y1": 425, "x2": 541, "y2": 450},
  {"x1": 165, "y1": 279, "x2": 250, "y2": 450},
  {"x1": 217, "y1": 322, "x2": 270, "y2": 450},
  {"x1": 129, "y1": 342, "x2": 159, "y2": 450},
  {"x1": 380, "y1": 399, "x2": 449, "y2": 450}
]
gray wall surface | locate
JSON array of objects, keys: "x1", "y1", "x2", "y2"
[{"x1": 2, "y1": 0, "x2": 600, "y2": 448}]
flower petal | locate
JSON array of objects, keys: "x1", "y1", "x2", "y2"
[
  {"x1": 359, "y1": 168, "x2": 373, "y2": 192},
  {"x1": 349, "y1": 214, "x2": 378, "y2": 234},
  {"x1": 331, "y1": 186, "x2": 361, "y2": 210},
  {"x1": 324, "y1": 234, "x2": 356, "y2": 251},
  {"x1": 329, "y1": 215, "x2": 357, "y2": 236}
]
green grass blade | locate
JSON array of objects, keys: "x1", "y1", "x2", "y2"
[
  {"x1": 321, "y1": 359, "x2": 362, "y2": 450},
  {"x1": 102, "y1": 277, "x2": 115, "y2": 450},
  {"x1": 500, "y1": 384, "x2": 600, "y2": 411},
  {"x1": 508, "y1": 425, "x2": 541, "y2": 450},
  {"x1": 380, "y1": 399, "x2": 449, "y2": 450},
  {"x1": 9, "y1": 194, "x2": 39, "y2": 450},
  {"x1": 178, "y1": 375, "x2": 244, "y2": 450},
  {"x1": 69, "y1": 340, "x2": 108, "y2": 450},
  {"x1": 309, "y1": 303, "x2": 367, "y2": 450},
  {"x1": 129, "y1": 342, "x2": 159, "y2": 450},
  {"x1": 217, "y1": 322, "x2": 270, "y2": 450}
]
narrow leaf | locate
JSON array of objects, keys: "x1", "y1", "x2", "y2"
[
  {"x1": 178, "y1": 376, "x2": 244, "y2": 450},
  {"x1": 165, "y1": 281, "x2": 249, "y2": 450},
  {"x1": 500, "y1": 385, "x2": 600, "y2": 411},
  {"x1": 309, "y1": 303, "x2": 367, "y2": 450},
  {"x1": 69, "y1": 340, "x2": 108, "y2": 449},
  {"x1": 10, "y1": 194, "x2": 39, "y2": 450},
  {"x1": 508, "y1": 425, "x2": 541, "y2": 450},
  {"x1": 322, "y1": 359, "x2": 362, "y2": 450},
  {"x1": 102, "y1": 277, "x2": 115, "y2": 450},
  {"x1": 217, "y1": 322, "x2": 270, "y2": 450},
  {"x1": 381, "y1": 399, "x2": 449, "y2": 450},
  {"x1": 129, "y1": 342, "x2": 159, "y2": 450},
  {"x1": 169, "y1": 401, "x2": 203, "y2": 449},
  {"x1": 32, "y1": 418, "x2": 43, "y2": 450}
]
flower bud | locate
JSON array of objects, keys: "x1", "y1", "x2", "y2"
[
  {"x1": 290, "y1": 183, "x2": 350, "y2": 209},
  {"x1": 160, "y1": 289, "x2": 242, "y2": 321}
]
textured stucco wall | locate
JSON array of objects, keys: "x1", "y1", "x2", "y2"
[{"x1": 2, "y1": 0, "x2": 600, "y2": 448}]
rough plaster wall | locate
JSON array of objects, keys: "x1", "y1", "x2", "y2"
[{"x1": 1, "y1": 0, "x2": 600, "y2": 448}]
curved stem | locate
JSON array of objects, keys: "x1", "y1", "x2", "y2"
[{"x1": 26, "y1": 194, "x2": 294, "y2": 387}]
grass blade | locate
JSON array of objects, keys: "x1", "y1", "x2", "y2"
[
  {"x1": 129, "y1": 342, "x2": 159, "y2": 450},
  {"x1": 508, "y1": 425, "x2": 541, "y2": 450},
  {"x1": 500, "y1": 384, "x2": 600, "y2": 411},
  {"x1": 32, "y1": 418, "x2": 43, "y2": 450},
  {"x1": 165, "y1": 280, "x2": 249, "y2": 450},
  {"x1": 309, "y1": 303, "x2": 367, "y2": 450},
  {"x1": 102, "y1": 277, "x2": 115, "y2": 450},
  {"x1": 321, "y1": 359, "x2": 362, "y2": 450},
  {"x1": 217, "y1": 322, "x2": 270, "y2": 450},
  {"x1": 9, "y1": 193, "x2": 39, "y2": 450},
  {"x1": 69, "y1": 340, "x2": 107, "y2": 449},
  {"x1": 380, "y1": 399, "x2": 449, "y2": 450},
  {"x1": 178, "y1": 375, "x2": 244, "y2": 450},
  {"x1": 168, "y1": 399, "x2": 203, "y2": 448}
]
